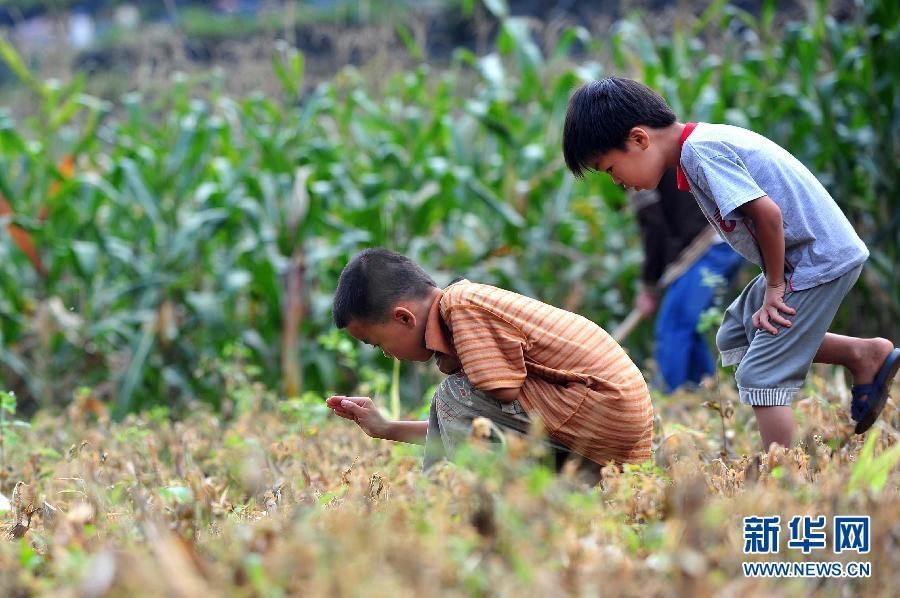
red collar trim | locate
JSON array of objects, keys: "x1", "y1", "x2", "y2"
[{"x1": 676, "y1": 122, "x2": 698, "y2": 191}]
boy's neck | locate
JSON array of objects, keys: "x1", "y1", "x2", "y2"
[
  {"x1": 417, "y1": 287, "x2": 444, "y2": 329},
  {"x1": 662, "y1": 121, "x2": 688, "y2": 170},
  {"x1": 422, "y1": 286, "x2": 452, "y2": 354}
]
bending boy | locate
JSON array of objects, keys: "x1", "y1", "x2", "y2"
[
  {"x1": 562, "y1": 77, "x2": 899, "y2": 449},
  {"x1": 326, "y1": 248, "x2": 654, "y2": 470}
]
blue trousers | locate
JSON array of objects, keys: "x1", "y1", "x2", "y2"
[{"x1": 654, "y1": 243, "x2": 744, "y2": 392}]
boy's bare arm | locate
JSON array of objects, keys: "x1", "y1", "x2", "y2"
[
  {"x1": 326, "y1": 395, "x2": 427, "y2": 444},
  {"x1": 380, "y1": 420, "x2": 428, "y2": 444},
  {"x1": 739, "y1": 195, "x2": 797, "y2": 334}
]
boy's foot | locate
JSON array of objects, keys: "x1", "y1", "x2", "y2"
[{"x1": 851, "y1": 346, "x2": 900, "y2": 434}]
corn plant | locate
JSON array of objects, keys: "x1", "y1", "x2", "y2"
[{"x1": 0, "y1": 0, "x2": 896, "y2": 415}]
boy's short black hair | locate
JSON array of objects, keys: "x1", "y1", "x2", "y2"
[
  {"x1": 563, "y1": 77, "x2": 676, "y2": 179},
  {"x1": 332, "y1": 248, "x2": 437, "y2": 328}
]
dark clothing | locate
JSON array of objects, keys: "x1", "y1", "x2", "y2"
[
  {"x1": 631, "y1": 169, "x2": 745, "y2": 391},
  {"x1": 634, "y1": 169, "x2": 709, "y2": 289}
]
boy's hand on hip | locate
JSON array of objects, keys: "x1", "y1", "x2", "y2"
[
  {"x1": 752, "y1": 282, "x2": 796, "y2": 334},
  {"x1": 326, "y1": 395, "x2": 389, "y2": 439}
]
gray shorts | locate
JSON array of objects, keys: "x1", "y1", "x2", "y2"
[
  {"x1": 715, "y1": 265, "x2": 862, "y2": 407},
  {"x1": 423, "y1": 372, "x2": 598, "y2": 474}
]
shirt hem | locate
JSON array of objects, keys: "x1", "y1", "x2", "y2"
[{"x1": 782, "y1": 256, "x2": 868, "y2": 291}]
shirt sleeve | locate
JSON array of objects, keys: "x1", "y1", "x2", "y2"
[
  {"x1": 444, "y1": 305, "x2": 527, "y2": 393},
  {"x1": 694, "y1": 153, "x2": 767, "y2": 220}
]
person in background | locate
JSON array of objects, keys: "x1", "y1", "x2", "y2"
[{"x1": 631, "y1": 168, "x2": 744, "y2": 392}]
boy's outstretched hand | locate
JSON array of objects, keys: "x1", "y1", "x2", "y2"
[
  {"x1": 326, "y1": 396, "x2": 389, "y2": 439},
  {"x1": 753, "y1": 281, "x2": 796, "y2": 334}
]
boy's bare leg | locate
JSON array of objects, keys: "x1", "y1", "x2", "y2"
[
  {"x1": 753, "y1": 406, "x2": 795, "y2": 450},
  {"x1": 813, "y1": 334, "x2": 894, "y2": 386},
  {"x1": 751, "y1": 336, "x2": 891, "y2": 450}
]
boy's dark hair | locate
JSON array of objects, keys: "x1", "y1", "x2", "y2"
[
  {"x1": 332, "y1": 248, "x2": 438, "y2": 328},
  {"x1": 563, "y1": 77, "x2": 676, "y2": 179}
]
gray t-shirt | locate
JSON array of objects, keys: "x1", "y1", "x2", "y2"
[{"x1": 679, "y1": 123, "x2": 868, "y2": 291}]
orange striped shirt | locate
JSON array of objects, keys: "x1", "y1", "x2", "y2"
[{"x1": 424, "y1": 280, "x2": 653, "y2": 465}]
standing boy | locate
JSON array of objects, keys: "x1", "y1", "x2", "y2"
[
  {"x1": 562, "y1": 77, "x2": 899, "y2": 449},
  {"x1": 326, "y1": 248, "x2": 654, "y2": 470}
]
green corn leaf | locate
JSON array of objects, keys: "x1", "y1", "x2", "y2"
[{"x1": 0, "y1": 37, "x2": 44, "y2": 97}]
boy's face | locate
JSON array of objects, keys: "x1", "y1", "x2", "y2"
[
  {"x1": 345, "y1": 308, "x2": 434, "y2": 362},
  {"x1": 590, "y1": 127, "x2": 666, "y2": 191}
]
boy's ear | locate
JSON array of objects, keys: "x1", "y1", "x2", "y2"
[
  {"x1": 628, "y1": 127, "x2": 651, "y2": 149},
  {"x1": 391, "y1": 305, "x2": 417, "y2": 327}
]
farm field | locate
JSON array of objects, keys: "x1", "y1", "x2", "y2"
[
  {"x1": 0, "y1": 377, "x2": 897, "y2": 595},
  {"x1": 0, "y1": 1, "x2": 897, "y2": 595}
]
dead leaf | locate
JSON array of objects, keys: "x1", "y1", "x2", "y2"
[
  {"x1": 67, "y1": 501, "x2": 95, "y2": 526},
  {"x1": 144, "y1": 522, "x2": 210, "y2": 597},
  {"x1": 42, "y1": 500, "x2": 59, "y2": 530},
  {"x1": 655, "y1": 432, "x2": 700, "y2": 469},
  {"x1": 470, "y1": 417, "x2": 493, "y2": 441},
  {"x1": 341, "y1": 457, "x2": 359, "y2": 486},
  {"x1": 743, "y1": 455, "x2": 761, "y2": 486},
  {"x1": 7, "y1": 481, "x2": 36, "y2": 540},
  {"x1": 367, "y1": 473, "x2": 385, "y2": 502}
]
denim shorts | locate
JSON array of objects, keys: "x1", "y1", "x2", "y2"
[{"x1": 715, "y1": 265, "x2": 862, "y2": 406}]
